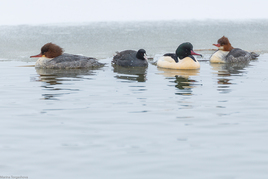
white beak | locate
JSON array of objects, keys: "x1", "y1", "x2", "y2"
[{"x1": 144, "y1": 54, "x2": 148, "y2": 60}]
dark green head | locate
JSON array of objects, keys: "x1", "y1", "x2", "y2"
[{"x1": 175, "y1": 42, "x2": 201, "y2": 60}]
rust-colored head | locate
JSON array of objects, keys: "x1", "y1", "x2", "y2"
[
  {"x1": 213, "y1": 36, "x2": 233, "y2": 51},
  {"x1": 30, "y1": 43, "x2": 63, "y2": 58}
]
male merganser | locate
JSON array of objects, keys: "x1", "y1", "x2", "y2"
[
  {"x1": 30, "y1": 43, "x2": 104, "y2": 69},
  {"x1": 157, "y1": 42, "x2": 202, "y2": 70},
  {"x1": 210, "y1": 36, "x2": 259, "y2": 63},
  {"x1": 112, "y1": 49, "x2": 148, "y2": 67}
]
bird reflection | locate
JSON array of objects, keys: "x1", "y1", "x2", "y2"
[
  {"x1": 173, "y1": 75, "x2": 198, "y2": 95},
  {"x1": 35, "y1": 67, "x2": 102, "y2": 100},
  {"x1": 174, "y1": 76, "x2": 197, "y2": 89},
  {"x1": 157, "y1": 67, "x2": 200, "y2": 78},
  {"x1": 210, "y1": 62, "x2": 250, "y2": 93},
  {"x1": 112, "y1": 65, "x2": 147, "y2": 82},
  {"x1": 157, "y1": 68, "x2": 200, "y2": 95}
]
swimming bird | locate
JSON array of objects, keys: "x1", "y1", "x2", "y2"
[
  {"x1": 210, "y1": 36, "x2": 259, "y2": 63},
  {"x1": 112, "y1": 49, "x2": 148, "y2": 67},
  {"x1": 157, "y1": 42, "x2": 202, "y2": 70},
  {"x1": 30, "y1": 43, "x2": 104, "y2": 69}
]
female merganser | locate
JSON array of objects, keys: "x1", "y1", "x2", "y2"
[
  {"x1": 30, "y1": 43, "x2": 104, "y2": 69},
  {"x1": 112, "y1": 49, "x2": 148, "y2": 67},
  {"x1": 157, "y1": 42, "x2": 202, "y2": 70},
  {"x1": 210, "y1": 36, "x2": 259, "y2": 63}
]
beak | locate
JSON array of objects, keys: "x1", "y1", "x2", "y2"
[
  {"x1": 191, "y1": 50, "x2": 202, "y2": 57},
  {"x1": 144, "y1": 53, "x2": 148, "y2": 60},
  {"x1": 30, "y1": 53, "x2": 42, "y2": 58},
  {"x1": 213, "y1": 44, "x2": 221, "y2": 47}
]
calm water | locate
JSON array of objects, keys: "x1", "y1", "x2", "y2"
[{"x1": 1, "y1": 20, "x2": 268, "y2": 179}]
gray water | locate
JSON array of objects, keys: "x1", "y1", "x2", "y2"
[{"x1": 1, "y1": 20, "x2": 268, "y2": 179}]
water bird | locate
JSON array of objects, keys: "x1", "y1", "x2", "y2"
[
  {"x1": 112, "y1": 49, "x2": 148, "y2": 67},
  {"x1": 210, "y1": 36, "x2": 259, "y2": 63},
  {"x1": 157, "y1": 42, "x2": 202, "y2": 70},
  {"x1": 30, "y1": 43, "x2": 104, "y2": 69}
]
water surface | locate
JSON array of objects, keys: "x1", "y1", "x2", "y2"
[{"x1": 0, "y1": 20, "x2": 268, "y2": 179}]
